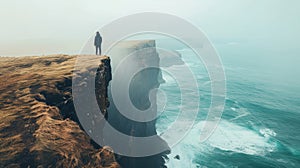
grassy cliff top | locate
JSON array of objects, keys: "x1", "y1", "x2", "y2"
[{"x1": 0, "y1": 55, "x2": 119, "y2": 168}]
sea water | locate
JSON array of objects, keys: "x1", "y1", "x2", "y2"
[{"x1": 155, "y1": 42, "x2": 300, "y2": 168}]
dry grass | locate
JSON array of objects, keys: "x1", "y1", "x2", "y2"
[{"x1": 0, "y1": 55, "x2": 119, "y2": 168}]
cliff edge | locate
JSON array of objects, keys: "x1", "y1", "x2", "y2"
[{"x1": 0, "y1": 55, "x2": 119, "y2": 168}]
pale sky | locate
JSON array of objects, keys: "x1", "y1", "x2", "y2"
[{"x1": 0, "y1": 0, "x2": 299, "y2": 56}]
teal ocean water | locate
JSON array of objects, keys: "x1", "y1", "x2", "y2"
[{"x1": 155, "y1": 42, "x2": 300, "y2": 167}]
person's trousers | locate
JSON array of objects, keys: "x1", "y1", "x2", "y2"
[{"x1": 96, "y1": 46, "x2": 101, "y2": 55}]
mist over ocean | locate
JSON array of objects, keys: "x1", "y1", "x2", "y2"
[{"x1": 154, "y1": 39, "x2": 300, "y2": 167}]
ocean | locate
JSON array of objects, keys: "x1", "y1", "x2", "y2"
[{"x1": 155, "y1": 41, "x2": 300, "y2": 168}]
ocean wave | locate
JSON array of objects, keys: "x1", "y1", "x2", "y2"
[{"x1": 164, "y1": 120, "x2": 277, "y2": 167}]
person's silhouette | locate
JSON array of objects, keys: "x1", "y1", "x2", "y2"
[{"x1": 94, "y1": 32, "x2": 102, "y2": 55}]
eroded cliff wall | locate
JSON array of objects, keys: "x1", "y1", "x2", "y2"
[
  {"x1": 0, "y1": 55, "x2": 118, "y2": 168},
  {"x1": 106, "y1": 40, "x2": 169, "y2": 168}
]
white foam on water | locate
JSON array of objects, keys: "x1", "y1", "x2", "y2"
[
  {"x1": 259, "y1": 128, "x2": 277, "y2": 138},
  {"x1": 206, "y1": 121, "x2": 277, "y2": 155},
  {"x1": 230, "y1": 107, "x2": 237, "y2": 111},
  {"x1": 229, "y1": 107, "x2": 250, "y2": 121},
  {"x1": 164, "y1": 120, "x2": 277, "y2": 168}
]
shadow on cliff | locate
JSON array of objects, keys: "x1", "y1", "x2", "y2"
[{"x1": 105, "y1": 40, "x2": 171, "y2": 168}]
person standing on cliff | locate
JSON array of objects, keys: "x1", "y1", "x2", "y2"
[{"x1": 94, "y1": 32, "x2": 102, "y2": 55}]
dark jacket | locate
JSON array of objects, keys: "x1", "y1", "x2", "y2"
[{"x1": 94, "y1": 34, "x2": 102, "y2": 46}]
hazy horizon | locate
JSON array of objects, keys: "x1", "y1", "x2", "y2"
[{"x1": 1, "y1": 0, "x2": 299, "y2": 57}]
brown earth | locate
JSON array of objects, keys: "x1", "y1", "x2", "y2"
[{"x1": 0, "y1": 55, "x2": 119, "y2": 168}]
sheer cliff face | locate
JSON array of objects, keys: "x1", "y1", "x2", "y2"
[
  {"x1": 108, "y1": 40, "x2": 161, "y2": 136},
  {"x1": 107, "y1": 40, "x2": 169, "y2": 168},
  {"x1": 0, "y1": 55, "x2": 119, "y2": 168}
]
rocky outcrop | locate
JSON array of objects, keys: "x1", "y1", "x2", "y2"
[
  {"x1": 0, "y1": 55, "x2": 119, "y2": 168},
  {"x1": 107, "y1": 40, "x2": 170, "y2": 168}
]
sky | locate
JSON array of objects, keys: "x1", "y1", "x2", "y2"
[{"x1": 0, "y1": 0, "x2": 299, "y2": 56}]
